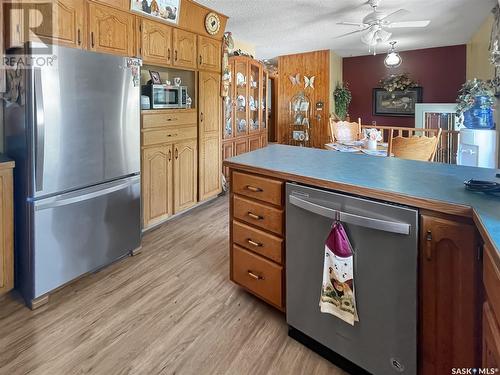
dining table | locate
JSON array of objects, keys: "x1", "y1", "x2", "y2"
[{"x1": 325, "y1": 140, "x2": 392, "y2": 157}]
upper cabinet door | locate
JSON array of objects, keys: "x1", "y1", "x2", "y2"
[
  {"x1": 172, "y1": 28, "x2": 197, "y2": 69},
  {"x1": 33, "y1": 0, "x2": 86, "y2": 49},
  {"x1": 141, "y1": 19, "x2": 172, "y2": 66},
  {"x1": 88, "y1": 3, "x2": 135, "y2": 56},
  {"x1": 91, "y1": 0, "x2": 129, "y2": 10},
  {"x1": 198, "y1": 36, "x2": 221, "y2": 72}
]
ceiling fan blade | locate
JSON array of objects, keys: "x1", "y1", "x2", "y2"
[
  {"x1": 335, "y1": 28, "x2": 369, "y2": 39},
  {"x1": 337, "y1": 21, "x2": 366, "y2": 27},
  {"x1": 380, "y1": 9, "x2": 410, "y2": 22},
  {"x1": 387, "y1": 20, "x2": 431, "y2": 28}
]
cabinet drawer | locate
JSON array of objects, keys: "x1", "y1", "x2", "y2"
[
  {"x1": 142, "y1": 126, "x2": 197, "y2": 146},
  {"x1": 142, "y1": 111, "x2": 197, "y2": 129},
  {"x1": 233, "y1": 171, "x2": 283, "y2": 206},
  {"x1": 233, "y1": 220, "x2": 283, "y2": 264},
  {"x1": 484, "y1": 244, "x2": 500, "y2": 325},
  {"x1": 232, "y1": 245, "x2": 283, "y2": 308},
  {"x1": 233, "y1": 195, "x2": 283, "y2": 236}
]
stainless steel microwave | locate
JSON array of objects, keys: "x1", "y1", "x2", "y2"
[{"x1": 141, "y1": 84, "x2": 188, "y2": 109}]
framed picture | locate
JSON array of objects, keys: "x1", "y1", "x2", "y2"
[
  {"x1": 149, "y1": 70, "x2": 161, "y2": 84},
  {"x1": 373, "y1": 87, "x2": 423, "y2": 117},
  {"x1": 130, "y1": 0, "x2": 181, "y2": 25}
]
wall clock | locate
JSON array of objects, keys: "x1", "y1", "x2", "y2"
[{"x1": 205, "y1": 12, "x2": 221, "y2": 35}]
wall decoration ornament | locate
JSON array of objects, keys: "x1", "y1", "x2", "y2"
[
  {"x1": 379, "y1": 73, "x2": 417, "y2": 92},
  {"x1": 289, "y1": 73, "x2": 301, "y2": 86},
  {"x1": 373, "y1": 87, "x2": 423, "y2": 117},
  {"x1": 130, "y1": 0, "x2": 180, "y2": 24},
  {"x1": 304, "y1": 76, "x2": 315, "y2": 89}
]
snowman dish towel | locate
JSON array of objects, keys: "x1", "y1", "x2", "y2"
[{"x1": 319, "y1": 221, "x2": 359, "y2": 325}]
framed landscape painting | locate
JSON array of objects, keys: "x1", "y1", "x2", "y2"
[
  {"x1": 131, "y1": 0, "x2": 181, "y2": 24},
  {"x1": 373, "y1": 87, "x2": 423, "y2": 117}
]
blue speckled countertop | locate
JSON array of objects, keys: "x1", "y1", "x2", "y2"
[{"x1": 225, "y1": 144, "x2": 500, "y2": 257}]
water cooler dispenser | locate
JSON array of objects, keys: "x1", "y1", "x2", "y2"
[{"x1": 458, "y1": 129, "x2": 498, "y2": 169}]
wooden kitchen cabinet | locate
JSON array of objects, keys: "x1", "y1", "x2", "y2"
[
  {"x1": 5, "y1": 0, "x2": 85, "y2": 49},
  {"x1": 198, "y1": 36, "x2": 221, "y2": 72},
  {"x1": 0, "y1": 162, "x2": 14, "y2": 296},
  {"x1": 34, "y1": 0, "x2": 86, "y2": 48},
  {"x1": 222, "y1": 142, "x2": 234, "y2": 179},
  {"x1": 173, "y1": 139, "x2": 197, "y2": 213},
  {"x1": 172, "y1": 28, "x2": 197, "y2": 69},
  {"x1": 88, "y1": 2, "x2": 135, "y2": 56},
  {"x1": 139, "y1": 18, "x2": 172, "y2": 66},
  {"x1": 142, "y1": 145, "x2": 173, "y2": 228},
  {"x1": 198, "y1": 71, "x2": 222, "y2": 201},
  {"x1": 249, "y1": 135, "x2": 261, "y2": 152},
  {"x1": 419, "y1": 214, "x2": 481, "y2": 374},
  {"x1": 483, "y1": 242, "x2": 500, "y2": 368},
  {"x1": 90, "y1": 0, "x2": 128, "y2": 10},
  {"x1": 234, "y1": 139, "x2": 248, "y2": 155}
]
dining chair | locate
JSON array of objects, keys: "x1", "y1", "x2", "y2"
[
  {"x1": 329, "y1": 119, "x2": 361, "y2": 142},
  {"x1": 387, "y1": 128, "x2": 443, "y2": 162}
]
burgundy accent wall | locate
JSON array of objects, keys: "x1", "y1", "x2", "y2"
[{"x1": 342, "y1": 45, "x2": 466, "y2": 127}]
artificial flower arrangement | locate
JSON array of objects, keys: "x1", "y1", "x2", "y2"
[
  {"x1": 379, "y1": 73, "x2": 417, "y2": 92},
  {"x1": 363, "y1": 128, "x2": 383, "y2": 142},
  {"x1": 456, "y1": 78, "x2": 495, "y2": 117}
]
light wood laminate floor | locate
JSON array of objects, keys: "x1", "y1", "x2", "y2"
[{"x1": 0, "y1": 196, "x2": 346, "y2": 375}]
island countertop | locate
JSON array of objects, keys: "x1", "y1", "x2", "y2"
[{"x1": 224, "y1": 144, "x2": 500, "y2": 260}]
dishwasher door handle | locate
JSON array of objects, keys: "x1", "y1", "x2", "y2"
[{"x1": 289, "y1": 195, "x2": 411, "y2": 235}]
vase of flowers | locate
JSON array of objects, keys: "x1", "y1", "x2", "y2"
[
  {"x1": 456, "y1": 79, "x2": 496, "y2": 129},
  {"x1": 363, "y1": 128, "x2": 382, "y2": 150}
]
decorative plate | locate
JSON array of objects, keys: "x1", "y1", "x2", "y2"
[
  {"x1": 236, "y1": 72, "x2": 246, "y2": 87},
  {"x1": 238, "y1": 119, "x2": 247, "y2": 133},
  {"x1": 237, "y1": 95, "x2": 246, "y2": 110}
]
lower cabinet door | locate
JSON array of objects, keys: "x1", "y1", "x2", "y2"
[
  {"x1": 142, "y1": 145, "x2": 173, "y2": 229},
  {"x1": 174, "y1": 140, "x2": 198, "y2": 213},
  {"x1": 248, "y1": 135, "x2": 261, "y2": 152},
  {"x1": 483, "y1": 302, "x2": 500, "y2": 369},
  {"x1": 234, "y1": 139, "x2": 248, "y2": 155},
  {"x1": 419, "y1": 215, "x2": 480, "y2": 374}
]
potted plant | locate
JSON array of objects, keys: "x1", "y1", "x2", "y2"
[
  {"x1": 333, "y1": 83, "x2": 352, "y2": 121},
  {"x1": 456, "y1": 79, "x2": 496, "y2": 129}
]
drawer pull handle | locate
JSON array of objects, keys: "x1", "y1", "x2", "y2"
[
  {"x1": 247, "y1": 212, "x2": 263, "y2": 220},
  {"x1": 248, "y1": 271, "x2": 263, "y2": 280},
  {"x1": 167, "y1": 118, "x2": 178, "y2": 121},
  {"x1": 166, "y1": 133, "x2": 178, "y2": 138},
  {"x1": 247, "y1": 239, "x2": 263, "y2": 247},
  {"x1": 246, "y1": 185, "x2": 263, "y2": 193}
]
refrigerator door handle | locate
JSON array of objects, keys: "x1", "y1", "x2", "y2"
[
  {"x1": 35, "y1": 176, "x2": 140, "y2": 211},
  {"x1": 34, "y1": 67, "x2": 45, "y2": 192},
  {"x1": 289, "y1": 194, "x2": 411, "y2": 235}
]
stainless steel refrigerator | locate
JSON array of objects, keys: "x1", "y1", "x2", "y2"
[{"x1": 4, "y1": 44, "x2": 142, "y2": 307}]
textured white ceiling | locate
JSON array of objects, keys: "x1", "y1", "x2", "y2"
[{"x1": 196, "y1": 0, "x2": 496, "y2": 59}]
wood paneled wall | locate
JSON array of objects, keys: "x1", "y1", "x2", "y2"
[{"x1": 277, "y1": 50, "x2": 330, "y2": 148}]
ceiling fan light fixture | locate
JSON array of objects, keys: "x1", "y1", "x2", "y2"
[{"x1": 384, "y1": 41, "x2": 402, "y2": 68}]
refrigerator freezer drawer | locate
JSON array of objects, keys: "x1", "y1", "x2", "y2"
[{"x1": 31, "y1": 176, "x2": 141, "y2": 299}]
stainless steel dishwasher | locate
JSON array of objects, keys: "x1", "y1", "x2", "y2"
[{"x1": 286, "y1": 183, "x2": 418, "y2": 375}]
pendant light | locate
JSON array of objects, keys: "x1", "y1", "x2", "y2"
[{"x1": 384, "y1": 41, "x2": 402, "y2": 68}]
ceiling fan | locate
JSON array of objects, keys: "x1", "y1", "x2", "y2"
[{"x1": 336, "y1": 0, "x2": 431, "y2": 53}]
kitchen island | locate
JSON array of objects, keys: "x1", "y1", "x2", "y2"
[{"x1": 224, "y1": 144, "x2": 500, "y2": 375}]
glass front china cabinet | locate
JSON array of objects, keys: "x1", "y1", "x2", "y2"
[{"x1": 222, "y1": 56, "x2": 269, "y2": 179}]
